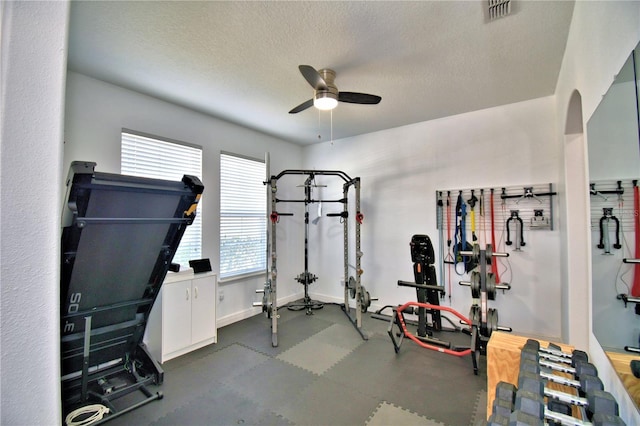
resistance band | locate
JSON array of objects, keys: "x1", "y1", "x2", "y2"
[
  {"x1": 490, "y1": 189, "x2": 501, "y2": 284},
  {"x1": 446, "y1": 192, "x2": 453, "y2": 302},
  {"x1": 437, "y1": 192, "x2": 445, "y2": 295},
  {"x1": 454, "y1": 192, "x2": 467, "y2": 275},
  {"x1": 468, "y1": 190, "x2": 478, "y2": 242},
  {"x1": 632, "y1": 183, "x2": 640, "y2": 297},
  {"x1": 480, "y1": 189, "x2": 486, "y2": 248}
]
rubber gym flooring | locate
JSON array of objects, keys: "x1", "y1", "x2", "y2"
[{"x1": 108, "y1": 303, "x2": 488, "y2": 425}]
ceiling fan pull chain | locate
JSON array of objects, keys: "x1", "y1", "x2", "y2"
[{"x1": 331, "y1": 109, "x2": 333, "y2": 145}]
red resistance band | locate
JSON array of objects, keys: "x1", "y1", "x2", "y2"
[
  {"x1": 632, "y1": 184, "x2": 640, "y2": 297},
  {"x1": 490, "y1": 190, "x2": 501, "y2": 284},
  {"x1": 446, "y1": 194, "x2": 452, "y2": 297},
  {"x1": 394, "y1": 301, "x2": 472, "y2": 357}
]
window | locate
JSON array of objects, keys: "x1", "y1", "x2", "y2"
[
  {"x1": 219, "y1": 153, "x2": 266, "y2": 279},
  {"x1": 121, "y1": 131, "x2": 203, "y2": 268}
]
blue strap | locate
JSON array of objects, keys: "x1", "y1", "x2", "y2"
[
  {"x1": 454, "y1": 192, "x2": 462, "y2": 261},
  {"x1": 461, "y1": 201, "x2": 467, "y2": 250}
]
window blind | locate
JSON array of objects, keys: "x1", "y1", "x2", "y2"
[
  {"x1": 220, "y1": 153, "x2": 266, "y2": 279},
  {"x1": 121, "y1": 131, "x2": 203, "y2": 268}
]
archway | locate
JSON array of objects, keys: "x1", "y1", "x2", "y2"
[{"x1": 562, "y1": 89, "x2": 590, "y2": 349}]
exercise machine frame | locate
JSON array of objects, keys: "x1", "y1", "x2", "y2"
[
  {"x1": 255, "y1": 169, "x2": 369, "y2": 347},
  {"x1": 381, "y1": 234, "x2": 474, "y2": 369}
]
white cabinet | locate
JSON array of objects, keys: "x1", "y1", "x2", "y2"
[{"x1": 144, "y1": 271, "x2": 217, "y2": 363}]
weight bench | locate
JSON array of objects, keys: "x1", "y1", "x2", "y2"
[{"x1": 60, "y1": 161, "x2": 203, "y2": 424}]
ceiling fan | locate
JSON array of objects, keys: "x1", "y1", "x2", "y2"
[{"x1": 289, "y1": 65, "x2": 382, "y2": 114}]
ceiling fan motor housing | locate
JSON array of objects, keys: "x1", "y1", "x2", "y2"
[{"x1": 314, "y1": 69, "x2": 339, "y2": 108}]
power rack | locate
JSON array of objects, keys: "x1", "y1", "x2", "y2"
[{"x1": 254, "y1": 169, "x2": 371, "y2": 346}]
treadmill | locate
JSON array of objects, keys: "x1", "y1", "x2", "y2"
[{"x1": 60, "y1": 161, "x2": 204, "y2": 424}]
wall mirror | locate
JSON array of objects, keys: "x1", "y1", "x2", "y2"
[{"x1": 587, "y1": 42, "x2": 640, "y2": 410}]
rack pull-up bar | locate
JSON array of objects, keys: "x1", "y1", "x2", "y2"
[
  {"x1": 275, "y1": 198, "x2": 346, "y2": 204},
  {"x1": 273, "y1": 169, "x2": 353, "y2": 183}
]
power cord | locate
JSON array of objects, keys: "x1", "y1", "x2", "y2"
[{"x1": 65, "y1": 404, "x2": 110, "y2": 426}]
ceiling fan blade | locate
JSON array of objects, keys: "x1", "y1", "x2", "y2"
[
  {"x1": 338, "y1": 92, "x2": 381, "y2": 105},
  {"x1": 299, "y1": 65, "x2": 327, "y2": 90},
  {"x1": 289, "y1": 99, "x2": 314, "y2": 114}
]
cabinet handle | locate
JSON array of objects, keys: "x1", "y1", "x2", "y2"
[
  {"x1": 194, "y1": 286, "x2": 199, "y2": 299},
  {"x1": 186, "y1": 288, "x2": 190, "y2": 300}
]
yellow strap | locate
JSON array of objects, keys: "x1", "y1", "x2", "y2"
[
  {"x1": 470, "y1": 208, "x2": 476, "y2": 233},
  {"x1": 184, "y1": 193, "x2": 202, "y2": 216}
]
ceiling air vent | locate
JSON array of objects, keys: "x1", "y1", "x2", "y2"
[{"x1": 488, "y1": 0, "x2": 511, "y2": 20}]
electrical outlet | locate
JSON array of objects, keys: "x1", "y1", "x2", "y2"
[{"x1": 218, "y1": 290, "x2": 224, "y2": 301}]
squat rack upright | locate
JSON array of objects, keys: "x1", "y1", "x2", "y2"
[{"x1": 254, "y1": 169, "x2": 370, "y2": 347}]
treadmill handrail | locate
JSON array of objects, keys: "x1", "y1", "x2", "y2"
[
  {"x1": 61, "y1": 297, "x2": 155, "y2": 320},
  {"x1": 73, "y1": 217, "x2": 193, "y2": 225}
]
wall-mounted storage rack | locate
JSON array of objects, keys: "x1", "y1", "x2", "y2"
[
  {"x1": 435, "y1": 183, "x2": 557, "y2": 235},
  {"x1": 589, "y1": 179, "x2": 637, "y2": 235}
]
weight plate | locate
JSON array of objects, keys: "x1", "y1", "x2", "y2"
[
  {"x1": 487, "y1": 273, "x2": 496, "y2": 300},
  {"x1": 348, "y1": 276, "x2": 356, "y2": 299},
  {"x1": 487, "y1": 308, "x2": 498, "y2": 336},
  {"x1": 470, "y1": 271, "x2": 481, "y2": 298},
  {"x1": 469, "y1": 305, "x2": 480, "y2": 327},
  {"x1": 472, "y1": 243, "x2": 480, "y2": 263},
  {"x1": 486, "y1": 244, "x2": 493, "y2": 261},
  {"x1": 360, "y1": 286, "x2": 371, "y2": 313}
]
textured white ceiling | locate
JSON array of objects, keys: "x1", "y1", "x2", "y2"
[{"x1": 68, "y1": 1, "x2": 575, "y2": 145}]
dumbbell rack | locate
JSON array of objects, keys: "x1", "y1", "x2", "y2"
[
  {"x1": 488, "y1": 339, "x2": 626, "y2": 425},
  {"x1": 459, "y1": 244, "x2": 512, "y2": 374}
]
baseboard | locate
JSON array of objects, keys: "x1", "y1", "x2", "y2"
[
  {"x1": 308, "y1": 291, "x2": 388, "y2": 313},
  {"x1": 216, "y1": 292, "x2": 303, "y2": 328},
  {"x1": 216, "y1": 292, "x2": 391, "y2": 329}
]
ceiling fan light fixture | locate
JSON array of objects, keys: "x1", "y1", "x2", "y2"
[{"x1": 314, "y1": 91, "x2": 338, "y2": 110}]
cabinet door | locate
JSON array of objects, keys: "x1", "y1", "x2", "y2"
[
  {"x1": 162, "y1": 279, "x2": 192, "y2": 355},
  {"x1": 191, "y1": 275, "x2": 216, "y2": 344}
]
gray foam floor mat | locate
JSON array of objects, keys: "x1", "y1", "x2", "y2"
[
  {"x1": 276, "y1": 339, "x2": 352, "y2": 375},
  {"x1": 106, "y1": 304, "x2": 487, "y2": 425},
  {"x1": 366, "y1": 402, "x2": 446, "y2": 425}
]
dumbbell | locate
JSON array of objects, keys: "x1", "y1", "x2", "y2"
[
  {"x1": 519, "y1": 358, "x2": 604, "y2": 403},
  {"x1": 520, "y1": 348, "x2": 599, "y2": 388},
  {"x1": 488, "y1": 381, "x2": 625, "y2": 426},
  {"x1": 524, "y1": 339, "x2": 589, "y2": 368},
  {"x1": 491, "y1": 381, "x2": 582, "y2": 420},
  {"x1": 518, "y1": 366, "x2": 620, "y2": 422}
]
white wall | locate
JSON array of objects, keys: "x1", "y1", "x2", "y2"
[
  {"x1": 0, "y1": 1, "x2": 69, "y2": 424},
  {"x1": 303, "y1": 96, "x2": 564, "y2": 340},
  {"x1": 554, "y1": 1, "x2": 640, "y2": 423},
  {"x1": 64, "y1": 72, "x2": 305, "y2": 326},
  {"x1": 3, "y1": 1, "x2": 639, "y2": 424}
]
